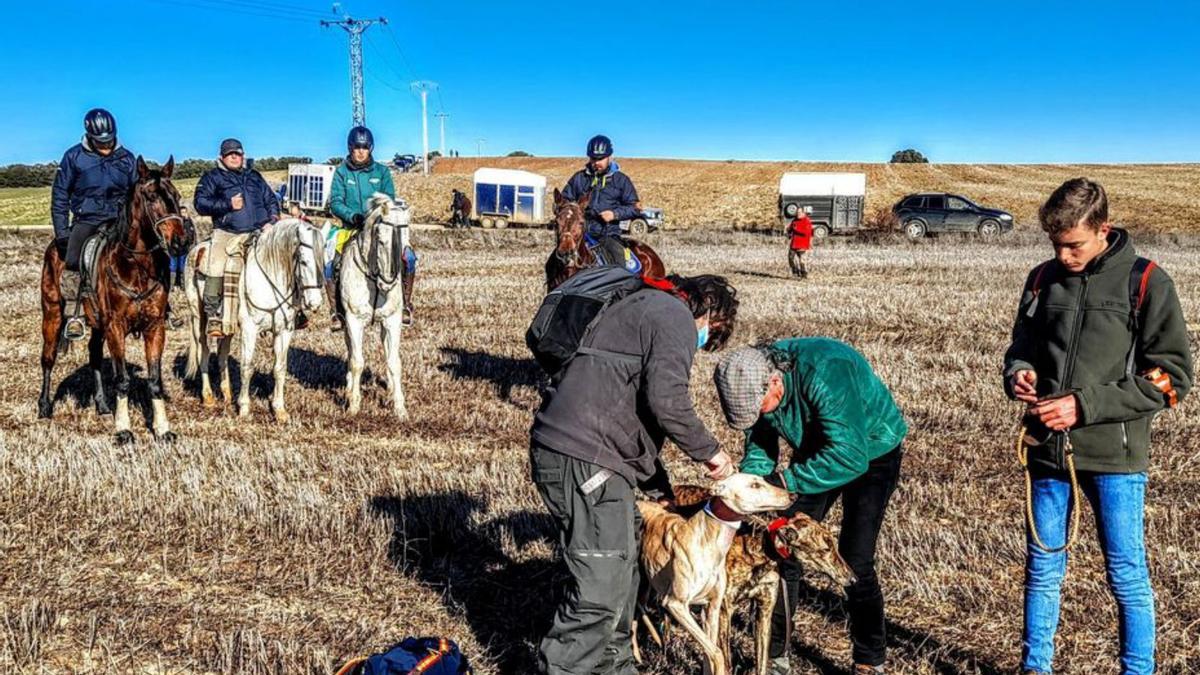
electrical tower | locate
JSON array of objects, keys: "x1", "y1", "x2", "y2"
[
  {"x1": 434, "y1": 112, "x2": 449, "y2": 158},
  {"x1": 411, "y1": 81, "x2": 438, "y2": 175},
  {"x1": 322, "y1": 12, "x2": 387, "y2": 126}
]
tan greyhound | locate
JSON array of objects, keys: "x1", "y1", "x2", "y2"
[{"x1": 636, "y1": 473, "x2": 793, "y2": 675}]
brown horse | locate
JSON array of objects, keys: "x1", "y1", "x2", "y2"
[
  {"x1": 545, "y1": 188, "x2": 666, "y2": 290},
  {"x1": 38, "y1": 156, "x2": 192, "y2": 445}
]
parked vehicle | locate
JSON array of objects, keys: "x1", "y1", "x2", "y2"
[
  {"x1": 778, "y1": 172, "x2": 866, "y2": 238},
  {"x1": 392, "y1": 154, "x2": 419, "y2": 172},
  {"x1": 472, "y1": 168, "x2": 548, "y2": 228},
  {"x1": 620, "y1": 207, "x2": 663, "y2": 236},
  {"x1": 285, "y1": 163, "x2": 338, "y2": 215},
  {"x1": 892, "y1": 193, "x2": 1014, "y2": 239}
]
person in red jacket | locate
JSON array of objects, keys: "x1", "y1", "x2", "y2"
[{"x1": 787, "y1": 210, "x2": 814, "y2": 278}]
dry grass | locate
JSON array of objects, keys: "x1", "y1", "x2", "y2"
[{"x1": 1, "y1": 228, "x2": 1199, "y2": 674}]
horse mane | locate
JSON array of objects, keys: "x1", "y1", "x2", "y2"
[
  {"x1": 255, "y1": 218, "x2": 308, "y2": 278},
  {"x1": 366, "y1": 192, "x2": 393, "y2": 226}
]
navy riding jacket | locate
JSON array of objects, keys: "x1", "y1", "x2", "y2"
[
  {"x1": 51, "y1": 142, "x2": 138, "y2": 240},
  {"x1": 193, "y1": 163, "x2": 280, "y2": 234},
  {"x1": 561, "y1": 160, "x2": 640, "y2": 238}
]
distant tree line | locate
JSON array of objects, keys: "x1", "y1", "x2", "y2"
[
  {"x1": 890, "y1": 148, "x2": 929, "y2": 163},
  {"x1": 0, "y1": 156, "x2": 313, "y2": 188}
]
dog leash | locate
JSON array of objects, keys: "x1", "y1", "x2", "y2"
[{"x1": 1016, "y1": 425, "x2": 1081, "y2": 554}]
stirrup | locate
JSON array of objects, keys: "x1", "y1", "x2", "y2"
[
  {"x1": 402, "y1": 306, "x2": 414, "y2": 327},
  {"x1": 63, "y1": 316, "x2": 88, "y2": 342},
  {"x1": 206, "y1": 317, "x2": 225, "y2": 338},
  {"x1": 329, "y1": 314, "x2": 344, "y2": 333}
]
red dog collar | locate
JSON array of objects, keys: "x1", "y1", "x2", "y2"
[{"x1": 767, "y1": 517, "x2": 790, "y2": 558}]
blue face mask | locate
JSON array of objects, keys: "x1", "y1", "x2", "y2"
[{"x1": 696, "y1": 323, "x2": 710, "y2": 351}]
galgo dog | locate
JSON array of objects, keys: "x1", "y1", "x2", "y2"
[
  {"x1": 665, "y1": 485, "x2": 856, "y2": 675},
  {"x1": 635, "y1": 473, "x2": 793, "y2": 675}
]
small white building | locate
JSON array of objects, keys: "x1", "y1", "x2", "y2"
[{"x1": 471, "y1": 168, "x2": 548, "y2": 228}]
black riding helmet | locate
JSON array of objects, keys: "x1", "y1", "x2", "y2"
[
  {"x1": 348, "y1": 126, "x2": 375, "y2": 151},
  {"x1": 84, "y1": 108, "x2": 117, "y2": 147},
  {"x1": 586, "y1": 134, "x2": 613, "y2": 160}
]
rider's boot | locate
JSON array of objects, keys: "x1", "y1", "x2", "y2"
[
  {"x1": 401, "y1": 270, "x2": 415, "y2": 327},
  {"x1": 202, "y1": 273, "x2": 224, "y2": 337},
  {"x1": 60, "y1": 269, "x2": 88, "y2": 342},
  {"x1": 328, "y1": 254, "x2": 344, "y2": 333}
]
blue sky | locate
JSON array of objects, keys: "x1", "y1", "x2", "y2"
[{"x1": 3, "y1": 0, "x2": 1198, "y2": 165}]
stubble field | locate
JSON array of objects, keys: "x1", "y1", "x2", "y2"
[{"x1": 1, "y1": 227, "x2": 1198, "y2": 674}]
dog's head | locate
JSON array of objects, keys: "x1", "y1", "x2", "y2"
[
  {"x1": 711, "y1": 473, "x2": 793, "y2": 515},
  {"x1": 772, "y1": 512, "x2": 856, "y2": 587}
]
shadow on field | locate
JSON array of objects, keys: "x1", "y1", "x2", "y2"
[
  {"x1": 170, "y1": 347, "x2": 380, "y2": 404},
  {"x1": 792, "y1": 580, "x2": 1004, "y2": 674},
  {"x1": 370, "y1": 491, "x2": 562, "y2": 672},
  {"x1": 51, "y1": 360, "x2": 159, "y2": 428},
  {"x1": 732, "y1": 269, "x2": 794, "y2": 281},
  {"x1": 437, "y1": 347, "x2": 544, "y2": 407}
]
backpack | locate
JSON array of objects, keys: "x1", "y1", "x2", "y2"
[
  {"x1": 1025, "y1": 256, "x2": 1157, "y2": 374},
  {"x1": 526, "y1": 266, "x2": 648, "y2": 377},
  {"x1": 335, "y1": 637, "x2": 472, "y2": 675}
]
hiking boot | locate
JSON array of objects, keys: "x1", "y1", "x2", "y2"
[
  {"x1": 325, "y1": 277, "x2": 343, "y2": 333},
  {"x1": 853, "y1": 664, "x2": 885, "y2": 674}
]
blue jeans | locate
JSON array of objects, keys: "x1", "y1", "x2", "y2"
[{"x1": 1023, "y1": 471, "x2": 1154, "y2": 674}]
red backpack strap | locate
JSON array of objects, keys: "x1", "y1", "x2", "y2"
[
  {"x1": 1029, "y1": 260, "x2": 1052, "y2": 298},
  {"x1": 1132, "y1": 258, "x2": 1157, "y2": 314}
]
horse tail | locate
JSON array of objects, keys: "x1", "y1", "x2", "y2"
[{"x1": 183, "y1": 243, "x2": 203, "y2": 379}]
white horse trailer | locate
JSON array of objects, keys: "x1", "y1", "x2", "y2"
[
  {"x1": 471, "y1": 168, "x2": 548, "y2": 228},
  {"x1": 778, "y1": 172, "x2": 867, "y2": 237},
  {"x1": 285, "y1": 163, "x2": 338, "y2": 214}
]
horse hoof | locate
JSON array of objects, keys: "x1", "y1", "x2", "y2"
[
  {"x1": 114, "y1": 430, "x2": 134, "y2": 446},
  {"x1": 95, "y1": 399, "x2": 112, "y2": 416},
  {"x1": 156, "y1": 431, "x2": 178, "y2": 444},
  {"x1": 37, "y1": 400, "x2": 53, "y2": 419},
  {"x1": 273, "y1": 409, "x2": 290, "y2": 424},
  {"x1": 394, "y1": 409, "x2": 409, "y2": 422},
  {"x1": 202, "y1": 395, "x2": 218, "y2": 409},
  {"x1": 238, "y1": 405, "x2": 250, "y2": 418}
]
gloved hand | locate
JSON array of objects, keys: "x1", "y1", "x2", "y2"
[
  {"x1": 54, "y1": 237, "x2": 69, "y2": 256},
  {"x1": 351, "y1": 213, "x2": 365, "y2": 227}
]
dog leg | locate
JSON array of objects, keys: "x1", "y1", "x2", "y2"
[
  {"x1": 665, "y1": 598, "x2": 725, "y2": 675},
  {"x1": 754, "y1": 570, "x2": 780, "y2": 675}
]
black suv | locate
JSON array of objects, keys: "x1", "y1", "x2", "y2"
[{"x1": 892, "y1": 193, "x2": 1014, "y2": 239}]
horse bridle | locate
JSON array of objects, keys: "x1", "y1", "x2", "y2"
[
  {"x1": 248, "y1": 225, "x2": 325, "y2": 316},
  {"x1": 554, "y1": 203, "x2": 586, "y2": 268},
  {"x1": 350, "y1": 214, "x2": 403, "y2": 288}
]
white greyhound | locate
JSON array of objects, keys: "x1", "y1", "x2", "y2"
[
  {"x1": 338, "y1": 193, "x2": 410, "y2": 419},
  {"x1": 183, "y1": 218, "x2": 325, "y2": 422}
]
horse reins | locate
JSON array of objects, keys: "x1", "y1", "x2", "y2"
[
  {"x1": 1017, "y1": 425, "x2": 1082, "y2": 554},
  {"x1": 243, "y1": 227, "x2": 323, "y2": 327}
]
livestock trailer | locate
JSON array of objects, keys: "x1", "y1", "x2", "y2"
[
  {"x1": 285, "y1": 163, "x2": 338, "y2": 214},
  {"x1": 472, "y1": 168, "x2": 548, "y2": 228},
  {"x1": 778, "y1": 172, "x2": 867, "y2": 237}
]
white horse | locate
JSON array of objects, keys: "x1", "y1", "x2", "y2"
[
  {"x1": 339, "y1": 193, "x2": 410, "y2": 418},
  {"x1": 183, "y1": 218, "x2": 325, "y2": 422}
]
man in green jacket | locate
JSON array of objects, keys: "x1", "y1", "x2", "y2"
[
  {"x1": 714, "y1": 338, "x2": 908, "y2": 675},
  {"x1": 328, "y1": 126, "x2": 419, "y2": 330},
  {"x1": 1004, "y1": 178, "x2": 1192, "y2": 675}
]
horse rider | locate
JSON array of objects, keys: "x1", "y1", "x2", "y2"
[
  {"x1": 561, "y1": 134, "x2": 642, "y2": 271},
  {"x1": 193, "y1": 138, "x2": 280, "y2": 337},
  {"x1": 328, "y1": 126, "x2": 418, "y2": 330},
  {"x1": 51, "y1": 108, "x2": 139, "y2": 341}
]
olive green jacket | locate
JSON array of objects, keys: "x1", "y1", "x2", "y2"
[{"x1": 1004, "y1": 228, "x2": 1193, "y2": 473}]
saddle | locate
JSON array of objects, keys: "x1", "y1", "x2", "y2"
[
  {"x1": 79, "y1": 229, "x2": 110, "y2": 296},
  {"x1": 584, "y1": 233, "x2": 642, "y2": 274},
  {"x1": 195, "y1": 233, "x2": 255, "y2": 336}
]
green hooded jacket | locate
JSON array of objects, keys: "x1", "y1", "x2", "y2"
[
  {"x1": 330, "y1": 158, "x2": 395, "y2": 229},
  {"x1": 739, "y1": 338, "x2": 909, "y2": 494},
  {"x1": 1004, "y1": 228, "x2": 1193, "y2": 473}
]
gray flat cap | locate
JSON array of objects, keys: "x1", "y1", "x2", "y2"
[{"x1": 713, "y1": 346, "x2": 775, "y2": 430}]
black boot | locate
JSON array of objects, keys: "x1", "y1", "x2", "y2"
[
  {"x1": 327, "y1": 277, "x2": 343, "y2": 332},
  {"x1": 401, "y1": 271, "x2": 415, "y2": 327},
  {"x1": 202, "y1": 274, "x2": 224, "y2": 337},
  {"x1": 60, "y1": 269, "x2": 88, "y2": 342}
]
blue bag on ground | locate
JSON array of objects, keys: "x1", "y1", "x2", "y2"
[{"x1": 336, "y1": 637, "x2": 472, "y2": 675}]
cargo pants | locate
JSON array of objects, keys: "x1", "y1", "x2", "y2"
[{"x1": 530, "y1": 446, "x2": 640, "y2": 675}]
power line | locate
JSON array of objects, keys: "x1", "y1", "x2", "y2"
[
  {"x1": 187, "y1": 0, "x2": 331, "y2": 17},
  {"x1": 151, "y1": 0, "x2": 316, "y2": 22}
]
